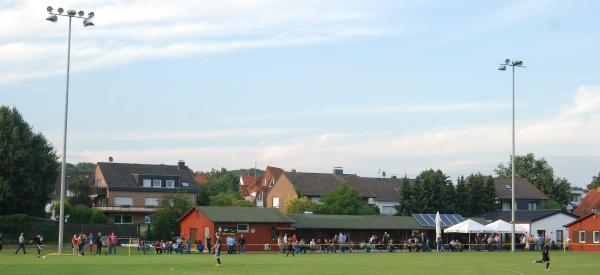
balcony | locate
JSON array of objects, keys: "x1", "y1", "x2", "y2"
[{"x1": 92, "y1": 206, "x2": 158, "y2": 213}]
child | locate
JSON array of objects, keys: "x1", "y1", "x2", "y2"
[{"x1": 532, "y1": 242, "x2": 551, "y2": 270}]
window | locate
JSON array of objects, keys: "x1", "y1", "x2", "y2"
[
  {"x1": 153, "y1": 179, "x2": 162, "y2": 188},
  {"x1": 273, "y1": 197, "x2": 280, "y2": 208},
  {"x1": 502, "y1": 202, "x2": 511, "y2": 211},
  {"x1": 144, "y1": 198, "x2": 159, "y2": 207},
  {"x1": 114, "y1": 197, "x2": 133, "y2": 206},
  {"x1": 579, "y1": 231, "x2": 586, "y2": 243},
  {"x1": 166, "y1": 180, "x2": 175, "y2": 188},
  {"x1": 593, "y1": 208, "x2": 600, "y2": 214},
  {"x1": 144, "y1": 215, "x2": 152, "y2": 224},
  {"x1": 594, "y1": 231, "x2": 599, "y2": 244},
  {"x1": 114, "y1": 215, "x2": 133, "y2": 224},
  {"x1": 528, "y1": 202, "x2": 537, "y2": 210},
  {"x1": 181, "y1": 181, "x2": 189, "y2": 187},
  {"x1": 143, "y1": 179, "x2": 151, "y2": 187},
  {"x1": 96, "y1": 180, "x2": 102, "y2": 188},
  {"x1": 269, "y1": 178, "x2": 275, "y2": 187},
  {"x1": 237, "y1": 224, "x2": 249, "y2": 233}
]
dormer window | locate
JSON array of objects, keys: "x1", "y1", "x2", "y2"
[
  {"x1": 153, "y1": 179, "x2": 162, "y2": 188},
  {"x1": 143, "y1": 179, "x2": 151, "y2": 187},
  {"x1": 269, "y1": 178, "x2": 275, "y2": 187},
  {"x1": 181, "y1": 182, "x2": 189, "y2": 187}
]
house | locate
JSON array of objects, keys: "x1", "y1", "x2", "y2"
[
  {"x1": 564, "y1": 213, "x2": 600, "y2": 252},
  {"x1": 568, "y1": 186, "x2": 588, "y2": 212},
  {"x1": 239, "y1": 174, "x2": 261, "y2": 202},
  {"x1": 90, "y1": 161, "x2": 199, "y2": 225},
  {"x1": 179, "y1": 206, "x2": 295, "y2": 251},
  {"x1": 193, "y1": 173, "x2": 210, "y2": 186},
  {"x1": 266, "y1": 167, "x2": 401, "y2": 215},
  {"x1": 254, "y1": 166, "x2": 284, "y2": 208},
  {"x1": 574, "y1": 187, "x2": 600, "y2": 217},
  {"x1": 493, "y1": 177, "x2": 549, "y2": 211},
  {"x1": 482, "y1": 209, "x2": 578, "y2": 247}
]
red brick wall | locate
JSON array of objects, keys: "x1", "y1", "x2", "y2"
[{"x1": 567, "y1": 214, "x2": 600, "y2": 252}]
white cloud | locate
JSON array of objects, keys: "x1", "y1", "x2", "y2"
[
  {"x1": 66, "y1": 85, "x2": 600, "y2": 184},
  {"x1": 0, "y1": 0, "x2": 385, "y2": 83}
]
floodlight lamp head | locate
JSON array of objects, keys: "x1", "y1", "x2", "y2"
[
  {"x1": 67, "y1": 9, "x2": 77, "y2": 16},
  {"x1": 46, "y1": 14, "x2": 58, "y2": 22},
  {"x1": 512, "y1": 60, "x2": 523, "y2": 66},
  {"x1": 47, "y1": 6, "x2": 53, "y2": 12},
  {"x1": 57, "y1": 7, "x2": 64, "y2": 14},
  {"x1": 78, "y1": 11, "x2": 85, "y2": 17},
  {"x1": 88, "y1": 12, "x2": 94, "y2": 19},
  {"x1": 83, "y1": 19, "x2": 94, "y2": 27},
  {"x1": 505, "y1": 59, "x2": 510, "y2": 65},
  {"x1": 498, "y1": 65, "x2": 507, "y2": 71}
]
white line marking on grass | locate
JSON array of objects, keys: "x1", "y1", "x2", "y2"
[{"x1": 500, "y1": 270, "x2": 524, "y2": 275}]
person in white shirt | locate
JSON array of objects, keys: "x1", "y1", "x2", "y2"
[{"x1": 15, "y1": 233, "x2": 26, "y2": 254}]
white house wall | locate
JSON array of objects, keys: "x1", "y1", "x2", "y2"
[
  {"x1": 376, "y1": 200, "x2": 398, "y2": 215},
  {"x1": 530, "y1": 213, "x2": 577, "y2": 243}
]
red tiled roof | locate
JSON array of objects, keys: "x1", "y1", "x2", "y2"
[
  {"x1": 240, "y1": 175, "x2": 261, "y2": 196},
  {"x1": 193, "y1": 174, "x2": 210, "y2": 185},
  {"x1": 574, "y1": 187, "x2": 600, "y2": 217}
]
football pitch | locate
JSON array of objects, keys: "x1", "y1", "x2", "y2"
[{"x1": 2, "y1": 250, "x2": 598, "y2": 274}]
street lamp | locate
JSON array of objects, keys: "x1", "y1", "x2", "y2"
[
  {"x1": 498, "y1": 58, "x2": 525, "y2": 252},
  {"x1": 46, "y1": 5, "x2": 95, "y2": 254}
]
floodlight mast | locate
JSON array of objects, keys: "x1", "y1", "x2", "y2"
[
  {"x1": 46, "y1": 5, "x2": 95, "y2": 254},
  {"x1": 498, "y1": 58, "x2": 525, "y2": 252}
]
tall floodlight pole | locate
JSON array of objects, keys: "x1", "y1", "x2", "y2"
[
  {"x1": 498, "y1": 59, "x2": 525, "y2": 252},
  {"x1": 46, "y1": 6, "x2": 95, "y2": 254}
]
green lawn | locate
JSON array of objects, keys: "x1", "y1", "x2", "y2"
[{"x1": 1, "y1": 249, "x2": 598, "y2": 274}]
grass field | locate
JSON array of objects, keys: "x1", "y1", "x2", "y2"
[{"x1": 1, "y1": 248, "x2": 598, "y2": 275}]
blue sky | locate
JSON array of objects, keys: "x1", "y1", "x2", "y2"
[{"x1": 1, "y1": 0, "x2": 600, "y2": 187}]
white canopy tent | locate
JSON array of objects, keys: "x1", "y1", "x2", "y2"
[
  {"x1": 484, "y1": 219, "x2": 528, "y2": 233},
  {"x1": 443, "y1": 219, "x2": 485, "y2": 250},
  {"x1": 444, "y1": 219, "x2": 485, "y2": 233}
]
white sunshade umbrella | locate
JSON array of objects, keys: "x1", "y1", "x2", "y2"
[{"x1": 435, "y1": 211, "x2": 441, "y2": 239}]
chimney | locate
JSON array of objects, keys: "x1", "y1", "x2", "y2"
[
  {"x1": 333, "y1": 167, "x2": 343, "y2": 176},
  {"x1": 177, "y1": 160, "x2": 186, "y2": 171},
  {"x1": 109, "y1": 156, "x2": 113, "y2": 163}
]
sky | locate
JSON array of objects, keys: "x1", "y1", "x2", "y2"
[{"x1": 1, "y1": 0, "x2": 600, "y2": 187}]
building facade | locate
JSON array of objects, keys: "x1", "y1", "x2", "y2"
[
  {"x1": 493, "y1": 177, "x2": 549, "y2": 211},
  {"x1": 90, "y1": 161, "x2": 199, "y2": 225},
  {"x1": 179, "y1": 206, "x2": 295, "y2": 251},
  {"x1": 565, "y1": 213, "x2": 600, "y2": 252}
]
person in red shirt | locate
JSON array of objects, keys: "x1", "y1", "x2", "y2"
[{"x1": 71, "y1": 234, "x2": 78, "y2": 255}]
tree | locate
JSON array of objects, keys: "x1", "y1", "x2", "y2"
[
  {"x1": 319, "y1": 182, "x2": 373, "y2": 215},
  {"x1": 57, "y1": 201, "x2": 107, "y2": 224},
  {"x1": 453, "y1": 176, "x2": 470, "y2": 216},
  {"x1": 395, "y1": 176, "x2": 415, "y2": 216},
  {"x1": 413, "y1": 169, "x2": 454, "y2": 213},
  {"x1": 151, "y1": 194, "x2": 192, "y2": 240},
  {"x1": 0, "y1": 106, "x2": 59, "y2": 216},
  {"x1": 197, "y1": 168, "x2": 240, "y2": 206},
  {"x1": 587, "y1": 173, "x2": 600, "y2": 191},
  {"x1": 287, "y1": 196, "x2": 319, "y2": 214},
  {"x1": 465, "y1": 173, "x2": 497, "y2": 216},
  {"x1": 209, "y1": 191, "x2": 253, "y2": 207},
  {"x1": 67, "y1": 175, "x2": 91, "y2": 206},
  {"x1": 495, "y1": 153, "x2": 571, "y2": 208}
]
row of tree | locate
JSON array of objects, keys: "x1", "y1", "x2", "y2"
[{"x1": 395, "y1": 170, "x2": 497, "y2": 217}]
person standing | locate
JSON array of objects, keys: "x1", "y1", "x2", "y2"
[
  {"x1": 186, "y1": 237, "x2": 192, "y2": 254},
  {"x1": 212, "y1": 233, "x2": 222, "y2": 267},
  {"x1": 88, "y1": 232, "x2": 95, "y2": 255},
  {"x1": 532, "y1": 242, "x2": 551, "y2": 270},
  {"x1": 71, "y1": 234, "x2": 78, "y2": 255},
  {"x1": 239, "y1": 234, "x2": 246, "y2": 254},
  {"x1": 33, "y1": 234, "x2": 43, "y2": 258},
  {"x1": 15, "y1": 233, "x2": 26, "y2": 254},
  {"x1": 206, "y1": 235, "x2": 212, "y2": 255},
  {"x1": 95, "y1": 232, "x2": 103, "y2": 255},
  {"x1": 198, "y1": 240, "x2": 204, "y2": 254},
  {"x1": 108, "y1": 232, "x2": 118, "y2": 255}
]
